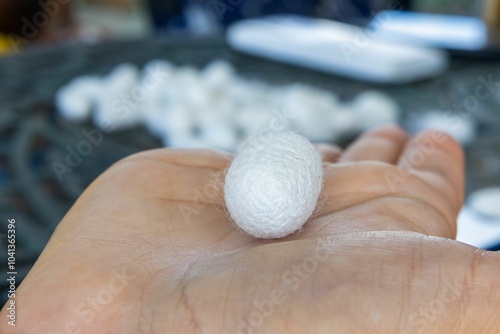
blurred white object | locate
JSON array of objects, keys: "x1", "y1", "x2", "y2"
[
  {"x1": 457, "y1": 188, "x2": 500, "y2": 249},
  {"x1": 201, "y1": 60, "x2": 235, "y2": 88},
  {"x1": 328, "y1": 106, "x2": 360, "y2": 138},
  {"x1": 235, "y1": 105, "x2": 275, "y2": 136},
  {"x1": 350, "y1": 90, "x2": 400, "y2": 131},
  {"x1": 56, "y1": 59, "x2": 401, "y2": 151},
  {"x1": 104, "y1": 63, "x2": 140, "y2": 92},
  {"x1": 163, "y1": 135, "x2": 209, "y2": 149},
  {"x1": 142, "y1": 105, "x2": 166, "y2": 137},
  {"x1": 457, "y1": 206, "x2": 500, "y2": 249},
  {"x1": 468, "y1": 187, "x2": 500, "y2": 219},
  {"x1": 141, "y1": 60, "x2": 173, "y2": 89},
  {"x1": 199, "y1": 122, "x2": 238, "y2": 151},
  {"x1": 370, "y1": 11, "x2": 488, "y2": 51},
  {"x1": 284, "y1": 85, "x2": 339, "y2": 142},
  {"x1": 55, "y1": 76, "x2": 103, "y2": 121},
  {"x1": 408, "y1": 110, "x2": 476, "y2": 145},
  {"x1": 94, "y1": 64, "x2": 143, "y2": 131},
  {"x1": 163, "y1": 104, "x2": 194, "y2": 138},
  {"x1": 227, "y1": 15, "x2": 448, "y2": 84}
]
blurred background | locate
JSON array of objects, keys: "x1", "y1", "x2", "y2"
[
  {"x1": 0, "y1": 0, "x2": 485, "y2": 48},
  {"x1": 0, "y1": 0, "x2": 491, "y2": 48},
  {"x1": 2, "y1": 0, "x2": 500, "y2": 305}
]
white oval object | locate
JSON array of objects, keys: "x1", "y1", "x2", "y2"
[
  {"x1": 55, "y1": 76, "x2": 103, "y2": 121},
  {"x1": 468, "y1": 187, "x2": 500, "y2": 219},
  {"x1": 93, "y1": 95, "x2": 142, "y2": 131},
  {"x1": 224, "y1": 131, "x2": 323, "y2": 238},
  {"x1": 163, "y1": 104, "x2": 194, "y2": 136},
  {"x1": 351, "y1": 90, "x2": 400, "y2": 130},
  {"x1": 55, "y1": 87, "x2": 93, "y2": 122},
  {"x1": 105, "y1": 63, "x2": 139, "y2": 87},
  {"x1": 164, "y1": 134, "x2": 210, "y2": 149},
  {"x1": 142, "y1": 105, "x2": 166, "y2": 137},
  {"x1": 409, "y1": 110, "x2": 476, "y2": 145},
  {"x1": 284, "y1": 85, "x2": 335, "y2": 142},
  {"x1": 199, "y1": 121, "x2": 238, "y2": 151},
  {"x1": 201, "y1": 60, "x2": 235, "y2": 88},
  {"x1": 142, "y1": 59, "x2": 173, "y2": 82},
  {"x1": 92, "y1": 64, "x2": 142, "y2": 131}
]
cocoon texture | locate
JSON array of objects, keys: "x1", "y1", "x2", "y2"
[{"x1": 224, "y1": 131, "x2": 323, "y2": 238}]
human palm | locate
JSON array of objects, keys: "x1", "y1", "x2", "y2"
[{"x1": 2, "y1": 125, "x2": 499, "y2": 333}]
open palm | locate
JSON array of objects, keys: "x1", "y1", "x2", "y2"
[{"x1": 2, "y1": 125, "x2": 499, "y2": 334}]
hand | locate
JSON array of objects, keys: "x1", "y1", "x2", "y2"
[{"x1": 2, "y1": 125, "x2": 499, "y2": 333}]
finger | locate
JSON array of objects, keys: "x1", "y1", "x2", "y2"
[
  {"x1": 316, "y1": 143, "x2": 342, "y2": 163},
  {"x1": 342, "y1": 124, "x2": 410, "y2": 163},
  {"x1": 398, "y1": 130, "x2": 465, "y2": 211},
  {"x1": 311, "y1": 162, "x2": 458, "y2": 238}
]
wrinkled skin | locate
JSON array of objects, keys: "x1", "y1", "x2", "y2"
[{"x1": 2, "y1": 125, "x2": 499, "y2": 333}]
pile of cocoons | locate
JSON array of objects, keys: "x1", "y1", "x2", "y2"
[{"x1": 56, "y1": 60, "x2": 400, "y2": 151}]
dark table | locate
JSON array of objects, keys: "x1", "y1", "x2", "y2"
[{"x1": 1, "y1": 36, "x2": 499, "y2": 304}]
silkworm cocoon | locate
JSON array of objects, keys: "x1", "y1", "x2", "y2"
[
  {"x1": 163, "y1": 104, "x2": 194, "y2": 136},
  {"x1": 468, "y1": 187, "x2": 500, "y2": 218},
  {"x1": 93, "y1": 96, "x2": 142, "y2": 131},
  {"x1": 409, "y1": 110, "x2": 476, "y2": 145},
  {"x1": 328, "y1": 106, "x2": 360, "y2": 138},
  {"x1": 224, "y1": 131, "x2": 323, "y2": 239},
  {"x1": 55, "y1": 76, "x2": 103, "y2": 121},
  {"x1": 282, "y1": 85, "x2": 339, "y2": 142},
  {"x1": 55, "y1": 87, "x2": 92, "y2": 122},
  {"x1": 91, "y1": 64, "x2": 143, "y2": 131},
  {"x1": 103, "y1": 63, "x2": 139, "y2": 94},
  {"x1": 142, "y1": 105, "x2": 166, "y2": 137},
  {"x1": 235, "y1": 106, "x2": 276, "y2": 136},
  {"x1": 198, "y1": 121, "x2": 238, "y2": 151},
  {"x1": 141, "y1": 59, "x2": 173, "y2": 83},
  {"x1": 201, "y1": 60, "x2": 235, "y2": 89},
  {"x1": 351, "y1": 90, "x2": 400, "y2": 130},
  {"x1": 184, "y1": 80, "x2": 214, "y2": 111},
  {"x1": 164, "y1": 134, "x2": 209, "y2": 149}
]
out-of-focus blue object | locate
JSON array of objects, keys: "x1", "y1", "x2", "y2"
[
  {"x1": 489, "y1": 243, "x2": 500, "y2": 251},
  {"x1": 227, "y1": 15, "x2": 448, "y2": 84},
  {"x1": 370, "y1": 11, "x2": 500, "y2": 54},
  {"x1": 145, "y1": 0, "x2": 317, "y2": 33},
  {"x1": 144, "y1": 0, "x2": 410, "y2": 33}
]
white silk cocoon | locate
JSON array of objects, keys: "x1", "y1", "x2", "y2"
[{"x1": 224, "y1": 131, "x2": 323, "y2": 238}]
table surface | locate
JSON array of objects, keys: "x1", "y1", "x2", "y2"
[{"x1": 1, "y1": 36, "x2": 499, "y2": 304}]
